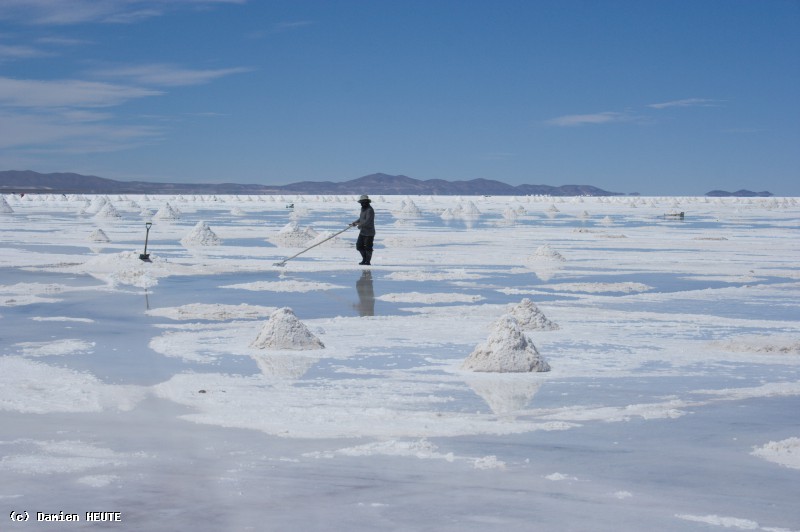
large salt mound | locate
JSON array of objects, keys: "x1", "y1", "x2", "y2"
[
  {"x1": 250, "y1": 307, "x2": 324, "y2": 350},
  {"x1": 181, "y1": 221, "x2": 221, "y2": 246},
  {"x1": 461, "y1": 315, "x2": 550, "y2": 373},
  {"x1": 508, "y1": 298, "x2": 559, "y2": 330}
]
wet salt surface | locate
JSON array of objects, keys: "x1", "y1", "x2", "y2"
[{"x1": 1, "y1": 195, "x2": 799, "y2": 531}]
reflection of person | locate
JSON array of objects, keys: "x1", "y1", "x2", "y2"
[
  {"x1": 350, "y1": 195, "x2": 375, "y2": 265},
  {"x1": 355, "y1": 270, "x2": 375, "y2": 316}
]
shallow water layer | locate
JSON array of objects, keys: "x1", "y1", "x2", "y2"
[{"x1": 1, "y1": 195, "x2": 799, "y2": 532}]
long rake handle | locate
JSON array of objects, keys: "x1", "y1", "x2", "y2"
[{"x1": 275, "y1": 225, "x2": 352, "y2": 265}]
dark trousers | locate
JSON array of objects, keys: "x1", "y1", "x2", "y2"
[{"x1": 356, "y1": 234, "x2": 374, "y2": 252}]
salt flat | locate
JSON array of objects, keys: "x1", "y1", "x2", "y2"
[{"x1": 1, "y1": 193, "x2": 798, "y2": 531}]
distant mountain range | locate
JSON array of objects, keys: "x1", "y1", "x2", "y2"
[
  {"x1": 0, "y1": 170, "x2": 775, "y2": 197},
  {"x1": 705, "y1": 189, "x2": 774, "y2": 197},
  {"x1": 0, "y1": 170, "x2": 626, "y2": 196}
]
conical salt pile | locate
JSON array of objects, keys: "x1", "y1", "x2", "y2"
[
  {"x1": 94, "y1": 202, "x2": 121, "y2": 219},
  {"x1": 0, "y1": 196, "x2": 14, "y2": 214},
  {"x1": 527, "y1": 244, "x2": 566, "y2": 263},
  {"x1": 181, "y1": 221, "x2": 221, "y2": 246},
  {"x1": 250, "y1": 307, "x2": 324, "y2": 350},
  {"x1": 272, "y1": 222, "x2": 314, "y2": 247},
  {"x1": 508, "y1": 298, "x2": 559, "y2": 330},
  {"x1": 89, "y1": 228, "x2": 111, "y2": 243},
  {"x1": 154, "y1": 202, "x2": 180, "y2": 221},
  {"x1": 461, "y1": 315, "x2": 550, "y2": 373},
  {"x1": 86, "y1": 196, "x2": 108, "y2": 214},
  {"x1": 462, "y1": 201, "x2": 481, "y2": 216},
  {"x1": 398, "y1": 199, "x2": 422, "y2": 216}
]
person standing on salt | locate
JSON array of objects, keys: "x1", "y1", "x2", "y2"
[{"x1": 350, "y1": 195, "x2": 375, "y2": 265}]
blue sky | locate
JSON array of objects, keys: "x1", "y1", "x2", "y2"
[{"x1": 1, "y1": 0, "x2": 798, "y2": 195}]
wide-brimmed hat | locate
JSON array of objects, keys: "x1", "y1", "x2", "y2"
[{"x1": 358, "y1": 195, "x2": 371, "y2": 203}]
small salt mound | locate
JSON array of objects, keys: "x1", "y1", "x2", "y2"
[
  {"x1": 397, "y1": 199, "x2": 422, "y2": 216},
  {"x1": 250, "y1": 307, "x2": 324, "y2": 350},
  {"x1": 440, "y1": 208, "x2": 456, "y2": 220},
  {"x1": 502, "y1": 207, "x2": 518, "y2": 220},
  {"x1": 461, "y1": 201, "x2": 481, "y2": 216},
  {"x1": 94, "y1": 202, "x2": 121, "y2": 219},
  {"x1": 153, "y1": 202, "x2": 180, "y2": 221},
  {"x1": 230, "y1": 207, "x2": 246, "y2": 216},
  {"x1": 181, "y1": 221, "x2": 221, "y2": 247},
  {"x1": 751, "y1": 437, "x2": 800, "y2": 470},
  {"x1": 508, "y1": 298, "x2": 559, "y2": 330},
  {"x1": 86, "y1": 196, "x2": 108, "y2": 214},
  {"x1": 304, "y1": 230, "x2": 346, "y2": 248},
  {"x1": 89, "y1": 229, "x2": 111, "y2": 243},
  {"x1": 461, "y1": 315, "x2": 550, "y2": 373},
  {"x1": 0, "y1": 196, "x2": 14, "y2": 213},
  {"x1": 527, "y1": 244, "x2": 566, "y2": 263},
  {"x1": 272, "y1": 222, "x2": 315, "y2": 247}
]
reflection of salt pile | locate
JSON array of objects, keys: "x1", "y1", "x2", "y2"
[
  {"x1": 272, "y1": 222, "x2": 316, "y2": 247},
  {"x1": 154, "y1": 202, "x2": 180, "y2": 221},
  {"x1": 467, "y1": 377, "x2": 542, "y2": 415},
  {"x1": 250, "y1": 307, "x2": 324, "y2": 350},
  {"x1": 508, "y1": 298, "x2": 559, "y2": 330},
  {"x1": 0, "y1": 196, "x2": 14, "y2": 213},
  {"x1": 461, "y1": 315, "x2": 550, "y2": 373},
  {"x1": 89, "y1": 229, "x2": 111, "y2": 243},
  {"x1": 181, "y1": 221, "x2": 221, "y2": 246},
  {"x1": 250, "y1": 353, "x2": 318, "y2": 380}
]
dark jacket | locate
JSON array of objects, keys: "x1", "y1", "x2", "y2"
[{"x1": 354, "y1": 204, "x2": 375, "y2": 236}]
